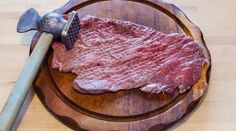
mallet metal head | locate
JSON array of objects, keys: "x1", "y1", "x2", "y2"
[{"x1": 17, "y1": 8, "x2": 80, "y2": 49}]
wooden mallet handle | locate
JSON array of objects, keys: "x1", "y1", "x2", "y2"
[{"x1": 0, "y1": 33, "x2": 53, "y2": 131}]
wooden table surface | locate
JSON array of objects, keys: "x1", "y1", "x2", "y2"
[{"x1": 0, "y1": 0, "x2": 235, "y2": 130}]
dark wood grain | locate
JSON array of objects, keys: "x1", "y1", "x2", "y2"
[{"x1": 31, "y1": 0, "x2": 211, "y2": 130}]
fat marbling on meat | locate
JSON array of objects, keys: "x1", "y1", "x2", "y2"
[{"x1": 52, "y1": 15, "x2": 208, "y2": 94}]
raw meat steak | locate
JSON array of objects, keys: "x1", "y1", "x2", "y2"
[{"x1": 52, "y1": 15, "x2": 208, "y2": 94}]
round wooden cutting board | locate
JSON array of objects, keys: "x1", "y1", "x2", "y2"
[{"x1": 31, "y1": 0, "x2": 211, "y2": 130}]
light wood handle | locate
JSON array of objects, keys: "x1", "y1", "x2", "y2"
[{"x1": 0, "y1": 32, "x2": 53, "y2": 131}]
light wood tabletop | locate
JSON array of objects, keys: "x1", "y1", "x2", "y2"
[{"x1": 0, "y1": 0, "x2": 235, "y2": 130}]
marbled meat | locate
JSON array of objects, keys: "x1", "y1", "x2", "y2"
[{"x1": 52, "y1": 15, "x2": 208, "y2": 94}]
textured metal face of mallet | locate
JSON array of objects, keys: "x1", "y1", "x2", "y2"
[
  {"x1": 17, "y1": 8, "x2": 80, "y2": 50},
  {"x1": 61, "y1": 11, "x2": 80, "y2": 50}
]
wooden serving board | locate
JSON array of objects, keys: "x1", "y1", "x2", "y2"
[{"x1": 31, "y1": 0, "x2": 211, "y2": 130}]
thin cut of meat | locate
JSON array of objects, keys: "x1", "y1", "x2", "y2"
[{"x1": 52, "y1": 15, "x2": 209, "y2": 94}]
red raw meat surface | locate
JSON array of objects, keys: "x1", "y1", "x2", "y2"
[{"x1": 52, "y1": 16, "x2": 208, "y2": 94}]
